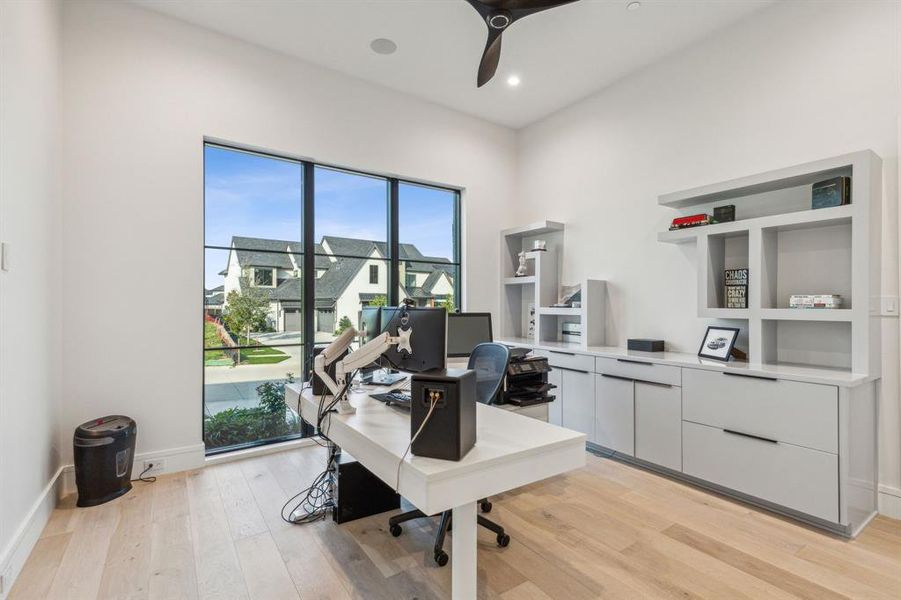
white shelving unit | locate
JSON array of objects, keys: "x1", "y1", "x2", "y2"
[
  {"x1": 499, "y1": 221, "x2": 607, "y2": 349},
  {"x1": 658, "y1": 150, "x2": 882, "y2": 375}
]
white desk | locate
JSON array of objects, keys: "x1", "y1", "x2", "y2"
[{"x1": 286, "y1": 380, "x2": 586, "y2": 600}]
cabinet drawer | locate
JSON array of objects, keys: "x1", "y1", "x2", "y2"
[
  {"x1": 533, "y1": 349, "x2": 594, "y2": 373},
  {"x1": 595, "y1": 357, "x2": 681, "y2": 387},
  {"x1": 682, "y1": 368, "x2": 837, "y2": 453},
  {"x1": 683, "y1": 422, "x2": 838, "y2": 523}
]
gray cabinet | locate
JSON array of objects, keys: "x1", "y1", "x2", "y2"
[
  {"x1": 594, "y1": 374, "x2": 634, "y2": 455},
  {"x1": 634, "y1": 381, "x2": 682, "y2": 471},
  {"x1": 558, "y1": 367, "x2": 595, "y2": 441}
]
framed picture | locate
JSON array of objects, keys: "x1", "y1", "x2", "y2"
[{"x1": 697, "y1": 326, "x2": 740, "y2": 362}]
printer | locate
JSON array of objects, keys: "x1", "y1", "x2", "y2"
[{"x1": 500, "y1": 347, "x2": 556, "y2": 407}]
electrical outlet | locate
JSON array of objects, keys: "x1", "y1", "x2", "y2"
[
  {"x1": 142, "y1": 458, "x2": 166, "y2": 474},
  {"x1": 880, "y1": 296, "x2": 899, "y2": 317}
]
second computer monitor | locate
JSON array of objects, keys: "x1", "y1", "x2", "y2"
[
  {"x1": 447, "y1": 312, "x2": 493, "y2": 358},
  {"x1": 359, "y1": 306, "x2": 381, "y2": 344},
  {"x1": 380, "y1": 306, "x2": 446, "y2": 373}
]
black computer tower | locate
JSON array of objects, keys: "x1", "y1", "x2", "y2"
[
  {"x1": 410, "y1": 369, "x2": 476, "y2": 461},
  {"x1": 331, "y1": 452, "x2": 400, "y2": 524}
]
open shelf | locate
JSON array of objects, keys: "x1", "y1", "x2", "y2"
[
  {"x1": 539, "y1": 306, "x2": 581, "y2": 316},
  {"x1": 705, "y1": 231, "x2": 749, "y2": 310},
  {"x1": 504, "y1": 276, "x2": 535, "y2": 285},
  {"x1": 657, "y1": 150, "x2": 880, "y2": 374},
  {"x1": 761, "y1": 320, "x2": 852, "y2": 371},
  {"x1": 658, "y1": 153, "x2": 856, "y2": 208},
  {"x1": 760, "y1": 309, "x2": 853, "y2": 322},
  {"x1": 658, "y1": 204, "x2": 853, "y2": 244},
  {"x1": 760, "y1": 219, "x2": 852, "y2": 309}
]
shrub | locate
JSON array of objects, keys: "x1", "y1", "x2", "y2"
[{"x1": 204, "y1": 373, "x2": 301, "y2": 449}]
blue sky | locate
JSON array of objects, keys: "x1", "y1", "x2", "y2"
[{"x1": 204, "y1": 145, "x2": 457, "y2": 288}]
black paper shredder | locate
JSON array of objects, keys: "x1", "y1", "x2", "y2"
[{"x1": 73, "y1": 415, "x2": 137, "y2": 507}]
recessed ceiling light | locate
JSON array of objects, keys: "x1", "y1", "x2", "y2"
[
  {"x1": 507, "y1": 74, "x2": 521, "y2": 87},
  {"x1": 370, "y1": 38, "x2": 397, "y2": 55},
  {"x1": 627, "y1": 1, "x2": 641, "y2": 10}
]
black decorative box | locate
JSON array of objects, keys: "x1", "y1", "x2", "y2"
[
  {"x1": 713, "y1": 204, "x2": 735, "y2": 223},
  {"x1": 812, "y1": 176, "x2": 851, "y2": 209},
  {"x1": 627, "y1": 339, "x2": 664, "y2": 352}
]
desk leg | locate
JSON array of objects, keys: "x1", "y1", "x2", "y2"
[{"x1": 451, "y1": 502, "x2": 477, "y2": 600}]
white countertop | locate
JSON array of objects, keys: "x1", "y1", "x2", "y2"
[
  {"x1": 498, "y1": 338, "x2": 873, "y2": 387},
  {"x1": 286, "y1": 381, "x2": 586, "y2": 514}
]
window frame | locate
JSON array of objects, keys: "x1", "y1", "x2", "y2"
[
  {"x1": 203, "y1": 140, "x2": 462, "y2": 455},
  {"x1": 369, "y1": 264, "x2": 379, "y2": 284}
]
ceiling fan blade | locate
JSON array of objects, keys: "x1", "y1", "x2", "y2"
[{"x1": 477, "y1": 28, "x2": 503, "y2": 87}]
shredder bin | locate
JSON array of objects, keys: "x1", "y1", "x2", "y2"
[{"x1": 73, "y1": 415, "x2": 136, "y2": 507}]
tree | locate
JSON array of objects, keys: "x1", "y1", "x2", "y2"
[
  {"x1": 335, "y1": 315, "x2": 353, "y2": 335},
  {"x1": 222, "y1": 289, "x2": 270, "y2": 351},
  {"x1": 438, "y1": 294, "x2": 456, "y2": 313},
  {"x1": 369, "y1": 295, "x2": 388, "y2": 307}
]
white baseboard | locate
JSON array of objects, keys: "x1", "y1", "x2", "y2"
[
  {"x1": 878, "y1": 484, "x2": 901, "y2": 520},
  {"x1": 0, "y1": 466, "x2": 66, "y2": 600},
  {"x1": 60, "y1": 442, "x2": 206, "y2": 495}
]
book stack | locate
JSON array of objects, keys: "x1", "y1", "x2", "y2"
[{"x1": 789, "y1": 294, "x2": 843, "y2": 309}]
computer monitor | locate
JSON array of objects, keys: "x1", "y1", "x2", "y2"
[
  {"x1": 358, "y1": 306, "x2": 381, "y2": 344},
  {"x1": 447, "y1": 312, "x2": 493, "y2": 358},
  {"x1": 380, "y1": 306, "x2": 447, "y2": 373}
]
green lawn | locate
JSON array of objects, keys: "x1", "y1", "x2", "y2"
[{"x1": 204, "y1": 322, "x2": 290, "y2": 366}]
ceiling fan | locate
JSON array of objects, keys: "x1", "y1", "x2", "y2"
[{"x1": 463, "y1": 0, "x2": 580, "y2": 87}]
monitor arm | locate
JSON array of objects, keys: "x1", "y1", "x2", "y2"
[{"x1": 314, "y1": 327, "x2": 413, "y2": 415}]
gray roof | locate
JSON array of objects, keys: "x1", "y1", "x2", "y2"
[
  {"x1": 223, "y1": 235, "x2": 452, "y2": 307},
  {"x1": 231, "y1": 236, "x2": 300, "y2": 270},
  {"x1": 204, "y1": 292, "x2": 224, "y2": 306},
  {"x1": 271, "y1": 278, "x2": 301, "y2": 301}
]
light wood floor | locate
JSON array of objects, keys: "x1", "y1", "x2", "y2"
[{"x1": 10, "y1": 446, "x2": 901, "y2": 600}]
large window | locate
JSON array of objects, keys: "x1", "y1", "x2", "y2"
[{"x1": 203, "y1": 143, "x2": 461, "y2": 454}]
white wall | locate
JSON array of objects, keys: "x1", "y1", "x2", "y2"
[
  {"x1": 59, "y1": 1, "x2": 516, "y2": 468},
  {"x1": 516, "y1": 1, "x2": 901, "y2": 511},
  {"x1": 0, "y1": 0, "x2": 63, "y2": 592}
]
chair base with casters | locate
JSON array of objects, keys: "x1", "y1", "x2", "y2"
[
  {"x1": 388, "y1": 499, "x2": 510, "y2": 566},
  {"x1": 388, "y1": 342, "x2": 513, "y2": 566}
]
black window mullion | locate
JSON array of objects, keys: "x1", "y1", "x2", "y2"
[
  {"x1": 454, "y1": 190, "x2": 462, "y2": 310},
  {"x1": 389, "y1": 178, "x2": 400, "y2": 306},
  {"x1": 302, "y1": 161, "x2": 315, "y2": 381}
]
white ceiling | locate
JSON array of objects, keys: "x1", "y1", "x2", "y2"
[{"x1": 131, "y1": 0, "x2": 773, "y2": 129}]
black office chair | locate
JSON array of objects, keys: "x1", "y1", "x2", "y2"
[{"x1": 388, "y1": 343, "x2": 512, "y2": 566}]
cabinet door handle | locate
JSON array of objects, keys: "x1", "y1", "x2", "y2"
[
  {"x1": 723, "y1": 372, "x2": 778, "y2": 382},
  {"x1": 723, "y1": 428, "x2": 778, "y2": 444},
  {"x1": 556, "y1": 366, "x2": 589, "y2": 374},
  {"x1": 600, "y1": 373, "x2": 634, "y2": 382},
  {"x1": 616, "y1": 359, "x2": 652, "y2": 366},
  {"x1": 549, "y1": 350, "x2": 576, "y2": 356},
  {"x1": 634, "y1": 379, "x2": 673, "y2": 389}
]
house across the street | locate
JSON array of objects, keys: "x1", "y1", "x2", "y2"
[{"x1": 211, "y1": 235, "x2": 455, "y2": 337}]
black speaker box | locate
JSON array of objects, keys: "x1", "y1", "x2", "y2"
[
  {"x1": 627, "y1": 338, "x2": 665, "y2": 352},
  {"x1": 410, "y1": 369, "x2": 476, "y2": 461}
]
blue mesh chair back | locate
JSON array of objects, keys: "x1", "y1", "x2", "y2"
[{"x1": 467, "y1": 343, "x2": 511, "y2": 405}]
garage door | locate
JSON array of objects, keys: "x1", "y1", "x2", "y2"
[{"x1": 284, "y1": 309, "x2": 302, "y2": 332}]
